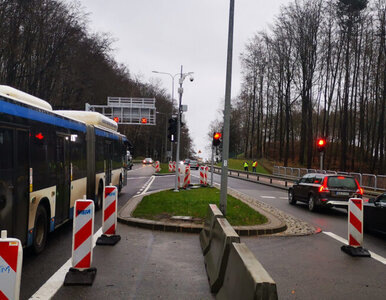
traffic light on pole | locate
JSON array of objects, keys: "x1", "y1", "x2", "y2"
[
  {"x1": 213, "y1": 132, "x2": 221, "y2": 147},
  {"x1": 168, "y1": 117, "x2": 178, "y2": 142},
  {"x1": 316, "y1": 138, "x2": 326, "y2": 152}
]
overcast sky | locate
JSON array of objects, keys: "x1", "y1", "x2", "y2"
[{"x1": 67, "y1": 0, "x2": 290, "y2": 159}]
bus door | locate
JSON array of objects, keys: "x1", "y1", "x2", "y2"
[
  {"x1": 104, "y1": 141, "x2": 112, "y2": 185},
  {"x1": 0, "y1": 127, "x2": 29, "y2": 245},
  {"x1": 55, "y1": 134, "x2": 70, "y2": 225}
]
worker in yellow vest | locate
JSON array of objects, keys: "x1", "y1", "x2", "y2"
[
  {"x1": 243, "y1": 161, "x2": 249, "y2": 172},
  {"x1": 252, "y1": 160, "x2": 258, "y2": 172}
]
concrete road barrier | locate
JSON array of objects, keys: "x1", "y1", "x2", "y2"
[
  {"x1": 217, "y1": 242, "x2": 278, "y2": 300},
  {"x1": 204, "y1": 217, "x2": 240, "y2": 293},
  {"x1": 199, "y1": 204, "x2": 224, "y2": 255}
]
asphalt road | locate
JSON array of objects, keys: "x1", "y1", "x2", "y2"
[{"x1": 20, "y1": 165, "x2": 386, "y2": 299}]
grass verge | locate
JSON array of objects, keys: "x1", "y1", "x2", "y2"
[{"x1": 132, "y1": 187, "x2": 267, "y2": 226}]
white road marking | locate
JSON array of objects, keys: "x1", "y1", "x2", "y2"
[
  {"x1": 280, "y1": 196, "x2": 288, "y2": 199},
  {"x1": 136, "y1": 177, "x2": 155, "y2": 195},
  {"x1": 261, "y1": 196, "x2": 276, "y2": 199},
  {"x1": 141, "y1": 176, "x2": 155, "y2": 195},
  {"x1": 127, "y1": 176, "x2": 152, "y2": 180},
  {"x1": 323, "y1": 231, "x2": 386, "y2": 265},
  {"x1": 30, "y1": 228, "x2": 103, "y2": 300}
]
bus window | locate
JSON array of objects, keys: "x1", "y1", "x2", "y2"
[{"x1": 0, "y1": 127, "x2": 14, "y2": 237}]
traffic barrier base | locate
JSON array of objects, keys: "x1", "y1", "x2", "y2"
[
  {"x1": 96, "y1": 234, "x2": 121, "y2": 246},
  {"x1": 64, "y1": 267, "x2": 97, "y2": 286},
  {"x1": 341, "y1": 245, "x2": 370, "y2": 257}
]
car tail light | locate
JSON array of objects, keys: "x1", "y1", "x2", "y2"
[{"x1": 319, "y1": 177, "x2": 329, "y2": 193}]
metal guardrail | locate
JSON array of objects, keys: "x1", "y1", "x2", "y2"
[
  {"x1": 273, "y1": 166, "x2": 386, "y2": 192},
  {"x1": 211, "y1": 166, "x2": 382, "y2": 197}
]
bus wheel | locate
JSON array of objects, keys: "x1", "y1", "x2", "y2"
[
  {"x1": 33, "y1": 205, "x2": 48, "y2": 254},
  {"x1": 96, "y1": 184, "x2": 103, "y2": 210},
  {"x1": 118, "y1": 175, "x2": 123, "y2": 194}
]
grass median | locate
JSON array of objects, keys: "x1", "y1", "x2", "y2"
[{"x1": 132, "y1": 187, "x2": 267, "y2": 226}]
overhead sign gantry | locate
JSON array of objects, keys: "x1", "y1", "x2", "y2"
[{"x1": 86, "y1": 97, "x2": 156, "y2": 125}]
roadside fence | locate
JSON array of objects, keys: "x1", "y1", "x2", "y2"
[
  {"x1": 273, "y1": 166, "x2": 385, "y2": 192},
  {"x1": 211, "y1": 166, "x2": 383, "y2": 197}
]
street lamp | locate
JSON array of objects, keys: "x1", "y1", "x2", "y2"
[
  {"x1": 174, "y1": 66, "x2": 194, "y2": 192},
  {"x1": 152, "y1": 70, "x2": 180, "y2": 161}
]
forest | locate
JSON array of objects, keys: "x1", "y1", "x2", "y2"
[
  {"x1": 216, "y1": 0, "x2": 385, "y2": 174},
  {"x1": 0, "y1": 0, "x2": 194, "y2": 160}
]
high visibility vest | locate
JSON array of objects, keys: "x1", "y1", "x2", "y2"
[
  {"x1": 252, "y1": 161, "x2": 257, "y2": 167},
  {"x1": 244, "y1": 162, "x2": 248, "y2": 168}
]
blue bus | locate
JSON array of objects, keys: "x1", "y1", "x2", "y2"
[{"x1": 0, "y1": 86, "x2": 128, "y2": 253}]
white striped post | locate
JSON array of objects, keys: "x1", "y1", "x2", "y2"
[
  {"x1": 168, "y1": 161, "x2": 173, "y2": 172},
  {"x1": 341, "y1": 198, "x2": 371, "y2": 257},
  {"x1": 96, "y1": 186, "x2": 121, "y2": 245},
  {"x1": 0, "y1": 230, "x2": 22, "y2": 300},
  {"x1": 178, "y1": 164, "x2": 186, "y2": 189},
  {"x1": 64, "y1": 198, "x2": 97, "y2": 285},
  {"x1": 199, "y1": 166, "x2": 205, "y2": 185},
  {"x1": 204, "y1": 166, "x2": 209, "y2": 186},
  {"x1": 155, "y1": 161, "x2": 160, "y2": 172}
]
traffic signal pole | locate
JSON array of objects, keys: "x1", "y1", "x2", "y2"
[
  {"x1": 219, "y1": 0, "x2": 235, "y2": 216},
  {"x1": 211, "y1": 145, "x2": 214, "y2": 186},
  {"x1": 320, "y1": 152, "x2": 324, "y2": 171}
]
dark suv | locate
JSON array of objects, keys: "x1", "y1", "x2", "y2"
[{"x1": 288, "y1": 173, "x2": 363, "y2": 211}]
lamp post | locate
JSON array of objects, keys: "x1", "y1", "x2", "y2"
[
  {"x1": 152, "y1": 70, "x2": 180, "y2": 161},
  {"x1": 174, "y1": 66, "x2": 194, "y2": 191}
]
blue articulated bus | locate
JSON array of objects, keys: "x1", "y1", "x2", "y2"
[{"x1": 0, "y1": 86, "x2": 128, "y2": 253}]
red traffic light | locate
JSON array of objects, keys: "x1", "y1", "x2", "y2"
[
  {"x1": 213, "y1": 132, "x2": 222, "y2": 147},
  {"x1": 316, "y1": 138, "x2": 326, "y2": 152},
  {"x1": 213, "y1": 132, "x2": 221, "y2": 140},
  {"x1": 141, "y1": 117, "x2": 148, "y2": 124},
  {"x1": 113, "y1": 117, "x2": 119, "y2": 123}
]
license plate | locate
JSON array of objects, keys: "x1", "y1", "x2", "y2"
[{"x1": 336, "y1": 191, "x2": 349, "y2": 196}]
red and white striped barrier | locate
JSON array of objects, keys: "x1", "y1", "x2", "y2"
[
  {"x1": 184, "y1": 165, "x2": 191, "y2": 188},
  {"x1": 172, "y1": 161, "x2": 176, "y2": 172},
  {"x1": 168, "y1": 161, "x2": 173, "y2": 172},
  {"x1": 72, "y1": 199, "x2": 95, "y2": 269},
  {"x1": 155, "y1": 161, "x2": 160, "y2": 172},
  {"x1": 341, "y1": 198, "x2": 370, "y2": 257},
  {"x1": 64, "y1": 198, "x2": 97, "y2": 285},
  {"x1": 97, "y1": 186, "x2": 121, "y2": 245},
  {"x1": 348, "y1": 198, "x2": 364, "y2": 247},
  {"x1": 103, "y1": 186, "x2": 118, "y2": 235},
  {"x1": 0, "y1": 230, "x2": 22, "y2": 300}
]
